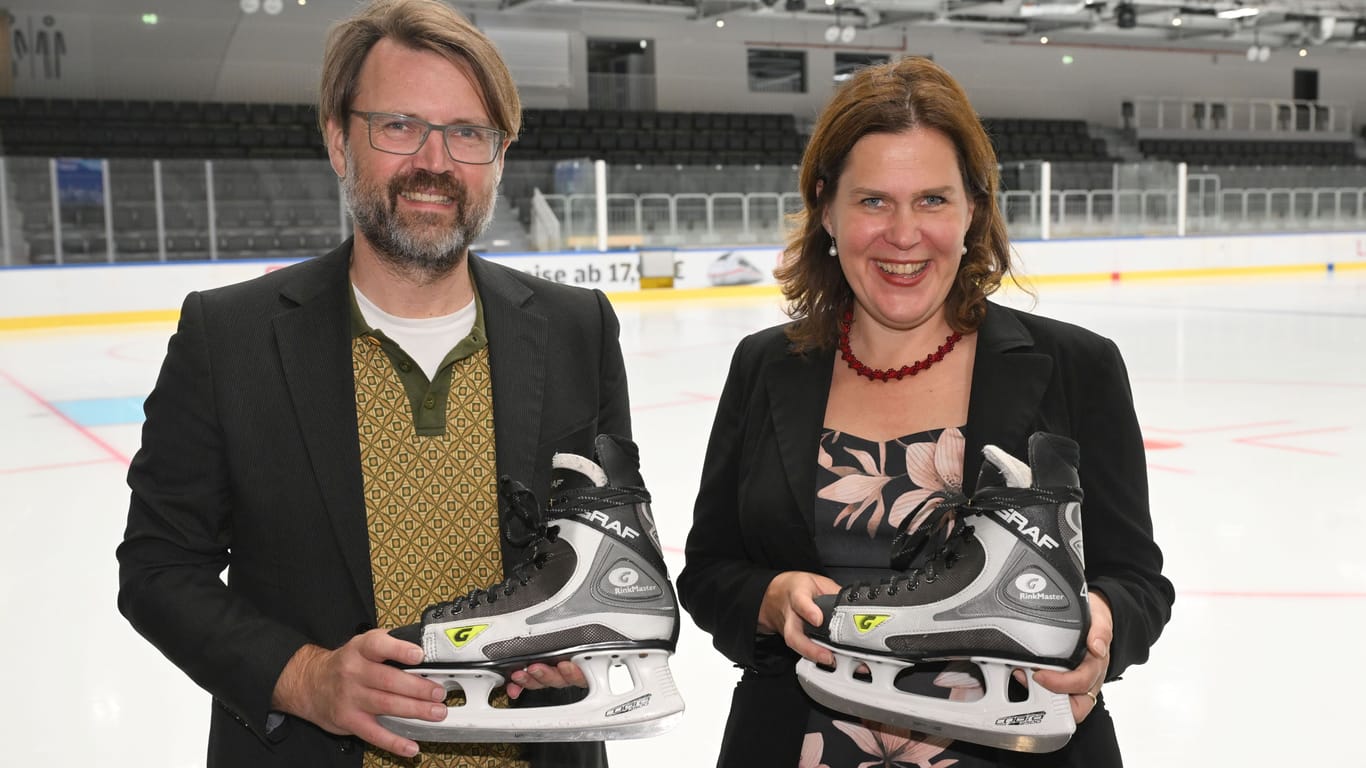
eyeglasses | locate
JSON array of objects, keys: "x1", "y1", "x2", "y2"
[{"x1": 351, "y1": 111, "x2": 506, "y2": 165}]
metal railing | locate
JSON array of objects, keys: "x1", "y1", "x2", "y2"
[
  {"x1": 1125, "y1": 95, "x2": 1355, "y2": 137},
  {"x1": 0, "y1": 156, "x2": 347, "y2": 266},
  {"x1": 536, "y1": 190, "x2": 802, "y2": 248},
  {"x1": 2, "y1": 154, "x2": 1364, "y2": 266}
]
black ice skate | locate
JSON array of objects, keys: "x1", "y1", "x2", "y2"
[
  {"x1": 795, "y1": 432, "x2": 1089, "y2": 753},
  {"x1": 377, "y1": 434, "x2": 684, "y2": 742}
]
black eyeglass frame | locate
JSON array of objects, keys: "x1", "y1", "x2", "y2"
[{"x1": 350, "y1": 110, "x2": 507, "y2": 165}]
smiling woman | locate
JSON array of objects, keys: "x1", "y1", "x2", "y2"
[{"x1": 677, "y1": 56, "x2": 1174, "y2": 768}]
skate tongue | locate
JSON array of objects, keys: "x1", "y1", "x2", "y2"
[
  {"x1": 1025, "y1": 432, "x2": 1082, "y2": 489},
  {"x1": 551, "y1": 452, "x2": 609, "y2": 490},
  {"x1": 592, "y1": 433, "x2": 646, "y2": 489},
  {"x1": 550, "y1": 435, "x2": 646, "y2": 492},
  {"x1": 981, "y1": 444, "x2": 1033, "y2": 488}
]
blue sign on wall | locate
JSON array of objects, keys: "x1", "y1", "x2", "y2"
[{"x1": 56, "y1": 158, "x2": 104, "y2": 206}]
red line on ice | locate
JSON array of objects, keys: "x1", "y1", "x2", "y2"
[{"x1": 0, "y1": 369, "x2": 131, "y2": 466}]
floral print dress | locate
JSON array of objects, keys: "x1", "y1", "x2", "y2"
[{"x1": 801, "y1": 426, "x2": 999, "y2": 768}]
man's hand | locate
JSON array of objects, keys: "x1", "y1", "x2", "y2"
[
  {"x1": 506, "y1": 660, "x2": 589, "y2": 699},
  {"x1": 271, "y1": 630, "x2": 447, "y2": 758},
  {"x1": 759, "y1": 570, "x2": 842, "y2": 666}
]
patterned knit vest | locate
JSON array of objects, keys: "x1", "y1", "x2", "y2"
[{"x1": 352, "y1": 335, "x2": 529, "y2": 768}]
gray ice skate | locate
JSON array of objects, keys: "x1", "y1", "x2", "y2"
[
  {"x1": 378, "y1": 434, "x2": 684, "y2": 742},
  {"x1": 796, "y1": 432, "x2": 1089, "y2": 753}
]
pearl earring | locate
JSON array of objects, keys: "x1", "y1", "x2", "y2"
[
  {"x1": 829, "y1": 239, "x2": 838, "y2": 257},
  {"x1": 961, "y1": 245, "x2": 968, "y2": 256}
]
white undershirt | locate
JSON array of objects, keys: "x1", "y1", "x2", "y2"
[{"x1": 353, "y1": 284, "x2": 476, "y2": 381}]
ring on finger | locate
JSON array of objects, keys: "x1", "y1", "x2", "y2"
[{"x1": 1084, "y1": 690, "x2": 1098, "y2": 706}]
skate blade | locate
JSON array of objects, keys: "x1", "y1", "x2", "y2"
[
  {"x1": 796, "y1": 654, "x2": 1075, "y2": 753},
  {"x1": 378, "y1": 649, "x2": 685, "y2": 743}
]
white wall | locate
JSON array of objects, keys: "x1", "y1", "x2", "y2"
[
  {"x1": 6, "y1": 2, "x2": 1365, "y2": 128},
  {"x1": 4, "y1": 231, "x2": 1365, "y2": 323}
]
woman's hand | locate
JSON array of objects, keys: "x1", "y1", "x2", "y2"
[
  {"x1": 759, "y1": 570, "x2": 843, "y2": 665},
  {"x1": 1031, "y1": 590, "x2": 1114, "y2": 723}
]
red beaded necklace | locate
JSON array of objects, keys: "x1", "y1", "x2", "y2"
[{"x1": 838, "y1": 308, "x2": 962, "y2": 382}]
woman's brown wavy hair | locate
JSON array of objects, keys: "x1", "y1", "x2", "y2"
[{"x1": 776, "y1": 56, "x2": 1014, "y2": 352}]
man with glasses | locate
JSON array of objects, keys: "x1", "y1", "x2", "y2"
[{"x1": 117, "y1": 1, "x2": 625, "y2": 767}]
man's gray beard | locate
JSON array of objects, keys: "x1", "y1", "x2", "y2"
[{"x1": 341, "y1": 143, "x2": 498, "y2": 283}]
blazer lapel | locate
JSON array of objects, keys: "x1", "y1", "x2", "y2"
[
  {"x1": 765, "y1": 345, "x2": 833, "y2": 534},
  {"x1": 273, "y1": 244, "x2": 374, "y2": 614},
  {"x1": 469, "y1": 255, "x2": 545, "y2": 494},
  {"x1": 963, "y1": 303, "x2": 1052, "y2": 492}
]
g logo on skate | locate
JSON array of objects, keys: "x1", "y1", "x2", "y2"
[
  {"x1": 608, "y1": 567, "x2": 640, "y2": 587},
  {"x1": 445, "y1": 624, "x2": 490, "y2": 648},
  {"x1": 1015, "y1": 574, "x2": 1048, "y2": 594},
  {"x1": 853, "y1": 614, "x2": 890, "y2": 633}
]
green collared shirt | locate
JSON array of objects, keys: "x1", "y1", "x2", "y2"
[{"x1": 348, "y1": 283, "x2": 488, "y2": 437}]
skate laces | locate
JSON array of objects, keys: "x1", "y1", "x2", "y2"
[
  {"x1": 853, "y1": 483, "x2": 1080, "y2": 599},
  {"x1": 425, "y1": 477, "x2": 560, "y2": 621},
  {"x1": 848, "y1": 489, "x2": 972, "y2": 598},
  {"x1": 547, "y1": 484, "x2": 651, "y2": 521}
]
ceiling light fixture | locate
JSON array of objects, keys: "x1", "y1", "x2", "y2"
[{"x1": 1216, "y1": 7, "x2": 1259, "y2": 19}]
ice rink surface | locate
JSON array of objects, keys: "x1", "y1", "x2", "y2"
[{"x1": 2, "y1": 269, "x2": 1363, "y2": 765}]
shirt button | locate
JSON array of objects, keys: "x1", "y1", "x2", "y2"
[
  {"x1": 424, "y1": 396, "x2": 435, "y2": 409},
  {"x1": 400, "y1": 361, "x2": 412, "y2": 372}
]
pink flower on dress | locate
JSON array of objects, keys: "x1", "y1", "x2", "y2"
[
  {"x1": 818, "y1": 435, "x2": 893, "y2": 537},
  {"x1": 799, "y1": 732, "x2": 831, "y2": 768},
  {"x1": 831, "y1": 719, "x2": 959, "y2": 768},
  {"x1": 887, "y1": 428, "x2": 965, "y2": 531},
  {"x1": 933, "y1": 661, "x2": 986, "y2": 702}
]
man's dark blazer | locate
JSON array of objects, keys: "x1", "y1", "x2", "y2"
[
  {"x1": 117, "y1": 242, "x2": 626, "y2": 768},
  {"x1": 677, "y1": 301, "x2": 1174, "y2": 768}
]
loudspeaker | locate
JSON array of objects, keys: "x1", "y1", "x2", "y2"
[
  {"x1": 784, "y1": 0, "x2": 805, "y2": 10},
  {"x1": 1353, "y1": 18, "x2": 1366, "y2": 41},
  {"x1": 1116, "y1": 4, "x2": 1136, "y2": 28}
]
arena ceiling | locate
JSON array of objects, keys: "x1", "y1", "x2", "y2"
[
  {"x1": 509, "y1": 0, "x2": 1366, "y2": 51},
  {"x1": 18, "y1": 0, "x2": 1366, "y2": 54}
]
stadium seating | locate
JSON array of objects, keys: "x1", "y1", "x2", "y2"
[
  {"x1": 0, "y1": 97, "x2": 1144, "y2": 263},
  {"x1": 2, "y1": 98, "x2": 326, "y2": 159},
  {"x1": 980, "y1": 117, "x2": 1112, "y2": 163},
  {"x1": 1137, "y1": 138, "x2": 1359, "y2": 166}
]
